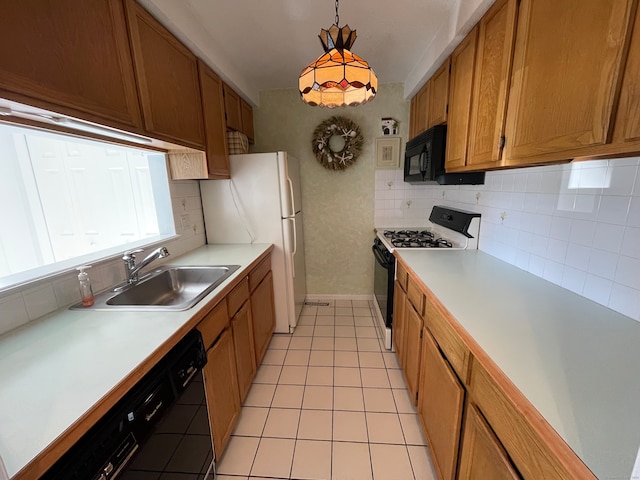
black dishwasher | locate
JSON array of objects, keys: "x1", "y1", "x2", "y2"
[{"x1": 42, "y1": 330, "x2": 213, "y2": 480}]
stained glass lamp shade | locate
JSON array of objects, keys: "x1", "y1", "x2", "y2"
[{"x1": 299, "y1": 24, "x2": 377, "y2": 108}]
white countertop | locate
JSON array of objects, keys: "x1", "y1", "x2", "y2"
[
  {"x1": 0, "y1": 243, "x2": 272, "y2": 479},
  {"x1": 396, "y1": 249, "x2": 640, "y2": 480}
]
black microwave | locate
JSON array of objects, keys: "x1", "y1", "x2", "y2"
[{"x1": 404, "y1": 125, "x2": 485, "y2": 185}]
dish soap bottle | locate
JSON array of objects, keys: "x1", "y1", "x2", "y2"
[{"x1": 76, "y1": 265, "x2": 94, "y2": 307}]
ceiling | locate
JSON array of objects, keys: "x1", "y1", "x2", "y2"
[{"x1": 139, "y1": 0, "x2": 495, "y2": 106}]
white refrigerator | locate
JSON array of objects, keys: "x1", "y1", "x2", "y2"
[{"x1": 199, "y1": 152, "x2": 307, "y2": 333}]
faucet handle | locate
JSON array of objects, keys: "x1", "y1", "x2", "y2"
[{"x1": 123, "y1": 248, "x2": 144, "y2": 260}]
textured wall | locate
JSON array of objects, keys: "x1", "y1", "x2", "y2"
[{"x1": 253, "y1": 84, "x2": 410, "y2": 294}]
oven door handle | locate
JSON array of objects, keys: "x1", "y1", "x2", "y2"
[{"x1": 372, "y1": 244, "x2": 393, "y2": 269}]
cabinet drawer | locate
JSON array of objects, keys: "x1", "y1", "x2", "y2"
[
  {"x1": 469, "y1": 360, "x2": 595, "y2": 480},
  {"x1": 198, "y1": 301, "x2": 229, "y2": 349},
  {"x1": 424, "y1": 300, "x2": 470, "y2": 383},
  {"x1": 407, "y1": 275, "x2": 425, "y2": 316},
  {"x1": 249, "y1": 256, "x2": 271, "y2": 292},
  {"x1": 227, "y1": 278, "x2": 249, "y2": 317},
  {"x1": 396, "y1": 261, "x2": 408, "y2": 292}
]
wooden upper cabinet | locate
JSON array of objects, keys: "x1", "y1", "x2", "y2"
[
  {"x1": 0, "y1": 0, "x2": 142, "y2": 132},
  {"x1": 504, "y1": 0, "x2": 636, "y2": 165},
  {"x1": 223, "y1": 83, "x2": 243, "y2": 132},
  {"x1": 467, "y1": 0, "x2": 518, "y2": 169},
  {"x1": 409, "y1": 96, "x2": 419, "y2": 139},
  {"x1": 198, "y1": 60, "x2": 230, "y2": 178},
  {"x1": 458, "y1": 404, "x2": 522, "y2": 480},
  {"x1": 415, "y1": 82, "x2": 430, "y2": 136},
  {"x1": 428, "y1": 58, "x2": 451, "y2": 128},
  {"x1": 125, "y1": 0, "x2": 205, "y2": 149},
  {"x1": 607, "y1": 6, "x2": 640, "y2": 151},
  {"x1": 240, "y1": 99, "x2": 255, "y2": 143},
  {"x1": 446, "y1": 27, "x2": 478, "y2": 171}
]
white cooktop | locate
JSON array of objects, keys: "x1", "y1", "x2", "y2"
[{"x1": 376, "y1": 216, "x2": 480, "y2": 252}]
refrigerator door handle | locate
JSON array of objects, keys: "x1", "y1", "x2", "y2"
[
  {"x1": 286, "y1": 217, "x2": 297, "y2": 278},
  {"x1": 286, "y1": 177, "x2": 296, "y2": 217}
]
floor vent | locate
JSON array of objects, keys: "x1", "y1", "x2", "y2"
[{"x1": 304, "y1": 301, "x2": 330, "y2": 307}]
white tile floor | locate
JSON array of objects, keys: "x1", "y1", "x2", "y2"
[{"x1": 215, "y1": 299, "x2": 438, "y2": 480}]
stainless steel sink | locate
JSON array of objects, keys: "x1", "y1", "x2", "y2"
[{"x1": 71, "y1": 265, "x2": 240, "y2": 311}]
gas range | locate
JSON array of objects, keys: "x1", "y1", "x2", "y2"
[
  {"x1": 372, "y1": 206, "x2": 481, "y2": 350},
  {"x1": 375, "y1": 206, "x2": 481, "y2": 252}
]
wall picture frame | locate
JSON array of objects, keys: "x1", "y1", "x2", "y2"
[{"x1": 375, "y1": 136, "x2": 401, "y2": 169}]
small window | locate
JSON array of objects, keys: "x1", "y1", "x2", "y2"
[{"x1": 0, "y1": 123, "x2": 175, "y2": 290}]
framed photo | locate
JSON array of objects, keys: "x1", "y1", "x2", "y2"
[{"x1": 375, "y1": 136, "x2": 401, "y2": 169}]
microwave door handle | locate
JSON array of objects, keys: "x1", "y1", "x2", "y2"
[{"x1": 419, "y1": 150, "x2": 428, "y2": 176}]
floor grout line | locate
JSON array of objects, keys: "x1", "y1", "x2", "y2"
[{"x1": 220, "y1": 301, "x2": 430, "y2": 480}]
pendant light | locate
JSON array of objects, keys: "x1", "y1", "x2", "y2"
[{"x1": 299, "y1": 0, "x2": 377, "y2": 108}]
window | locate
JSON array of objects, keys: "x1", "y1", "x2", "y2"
[{"x1": 0, "y1": 124, "x2": 175, "y2": 290}]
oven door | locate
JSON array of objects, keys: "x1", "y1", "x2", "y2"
[{"x1": 372, "y1": 238, "x2": 395, "y2": 329}]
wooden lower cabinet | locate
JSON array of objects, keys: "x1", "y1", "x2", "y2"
[
  {"x1": 202, "y1": 327, "x2": 240, "y2": 459},
  {"x1": 458, "y1": 404, "x2": 521, "y2": 480},
  {"x1": 394, "y1": 265, "x2": 598, "y2": 480},
  {"x1": 403, "y1": 302, "x2": 423, "y2": 405},
  {"x1": 392, "y1": 280, "x2": 407, "y2": 366},
  {"x1": 231, "y1": 302, "x2": 257, "y2": 402},
  {"x1": 418, "y1": 327, "x2": 465, "y2": 480},
  {"x1": 250, "y1": 270, "x2": 275, "y2": 365}
]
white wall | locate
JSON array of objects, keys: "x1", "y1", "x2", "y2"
[
  {"x1": 0, "y1": 179, "x2": 206, "y2": 336},
  {"x1": 375, "y1": 158, "x2": 640, "y2": 322}
]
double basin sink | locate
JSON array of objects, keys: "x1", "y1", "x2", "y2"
[{"x1": 72, "y1": 265, "x2": 240, "y2": 311}]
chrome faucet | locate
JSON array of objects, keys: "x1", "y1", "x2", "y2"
[{"x1": 123, "y1": 246, "x2": 170, "y2": 284}]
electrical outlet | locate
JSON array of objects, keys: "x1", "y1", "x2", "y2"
[
  {"x1": 387, "y1": 181, "x2": 393, "y2": 188},
  {"x1": 406, "y1": 200, "x2": 412, "y2": 208},
  {"x1": 476, "y1": 192, "x2": 481, "y2": 203},
  {"x1": 500, "y1": 211, "x2": 507, "y2": 224}
]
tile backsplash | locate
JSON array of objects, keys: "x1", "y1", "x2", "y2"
[
  {"x1": 375, "y1": 158, "x2": 640, "y2": 322},
  {"x1": 0, "y1": 179, "x2": 206, "y2": 337}
]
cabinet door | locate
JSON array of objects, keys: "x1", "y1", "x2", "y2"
[
  {"x1": 467, "y1": 0, "x2": 518, "y2": 169},
  {"x1": 240, "y1": 99, "x2": 255, "y2": 143},
  {"x1": 410, "y1": 96, "x2": 419, "y2": 139},
  {"x1": 418, "y1": 327, "x2": 465, "y2": 480},
  {"x1": 504, "y1": 0, "x2": 635, "y2": 164},
  {"x1": 0, "y1": 0, "x2": 142, "y2": 132},
  {"x1": 415, "y1": 83, "x2": 430, "y2": 136},
  {"x1": 199, "y1": 60, "x2": 230, "y2": 179},
  {"x1": 232, "y1": 302, "x2": 257, "y2": 402},
  {"x1": 223, "y1": 83, "x2": 243, "y2": 132},
  {"x1": 202, "y1": 327, "x2": 240, "y2": 459},
  {"x1": 392, "y1": 280, "x2": 407, "y2": 368},
  {"x1": 251, "y1": 271, "x2": 276, "y2": 365},
  {"x1": 446, "y1": 27, "x2": 478, "y2": 171},
  {"x1": 403, "y1": 302, "x2": 423, "y2": 405},
  {"x1": 458, "y1": 404, "x2": 522, "y2": 480},
  {"x1": 428, "y1": 58, "x2": 451, "y2": 128},
  {"x1": 611, "y1": 6, "x2": 640, "y2": 145},
  {"x1": 125, "y1": 0, "x2": 205, "y2": 148}
]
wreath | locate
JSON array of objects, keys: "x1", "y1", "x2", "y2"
[{"x1": 312, "y1": 116, "x2": 364, "y2": 171}]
